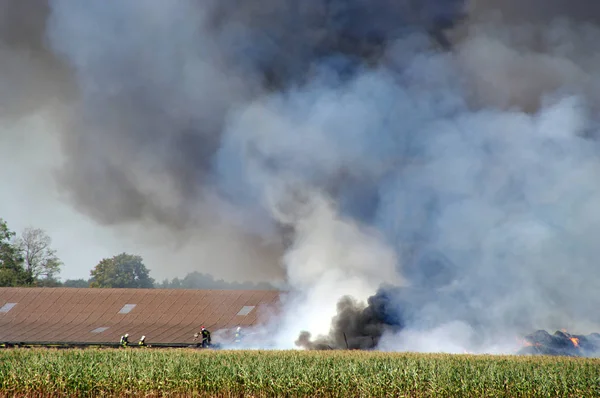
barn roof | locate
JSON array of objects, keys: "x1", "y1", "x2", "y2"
[{"x1": 0, "y1": 287, "x2": 281, "y2": 344}]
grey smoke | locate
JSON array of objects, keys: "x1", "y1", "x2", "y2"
[
  {"x1": 467, "y1": 0, "x2": 600, "y2": 25},
  {"x1": 3, "y1": 0, "x2": 600, "y2": 351},
  {"x1": 39, "y1": 0, "x2": 465, "y2": 283},
  {"x1": 43, "y1": 0, "x2": 465, "y2": 228},
  {"x1": 0, "y1": 0, "x2": 72, "y2": 118},
  {"x1": 242, "y1": 3, "x2": 600, "y2": 349}
]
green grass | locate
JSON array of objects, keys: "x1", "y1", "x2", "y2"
[{"x1": 0, "y1": 349, "x2": 599, "y2": 397}]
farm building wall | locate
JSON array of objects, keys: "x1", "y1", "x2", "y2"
[{"x1": 0, "y1": 287, "x2": 281, "y2": 344}]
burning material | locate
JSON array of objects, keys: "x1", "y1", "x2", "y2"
[
  {"x1": 294, "y1": 291, "x2": 404, "y2": 350},
  {"x1": 570, "y1": 336, "x2": 580, "y2": 347},
  {"x1": 516, "y1": 337, "x2": 540, "y2": 348},
  {"x1": 517, "y1": 330, "x2": 600, "y2": 357}
]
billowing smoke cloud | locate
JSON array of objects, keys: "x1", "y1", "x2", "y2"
[
  {"x1": 0, "y1": 1, "x2": 72, "y2": 118},
  {"x1": 39, "y1": 0, "x2": 466, "y2": 282},
  {"x1": 5, "y1": 0, "x2": 600, "y2": 353},
  {"x1": 42, "y1": 0, "x2": 467, "y2": 229},
  {"x1": 27, "y1": 0, "x2": 465, "y2": 282},
  {"x1": 286, "y1": 2, "x2": 600, "y2": 350}
]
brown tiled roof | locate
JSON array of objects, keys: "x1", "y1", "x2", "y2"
[{"x1": 0, "y1": 287, "x2": 281, "y2": 343}]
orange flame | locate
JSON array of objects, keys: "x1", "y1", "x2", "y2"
[
  {"x1": 562, "y1": 329, "x2": 580, "y2": 348},
  {"x1": 516, "y1": 337, "x2": 540, "y2": 348}
]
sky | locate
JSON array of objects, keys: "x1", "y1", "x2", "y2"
[
  {"x1": 0, "y1": 107, "x2": 284, "y2": 284},
  {"x1": 0, "y1": 109, "x2": 134, "y2": 281}
]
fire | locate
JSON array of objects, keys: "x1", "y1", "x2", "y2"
[
  {"x1": 516, "y1": 337, "x2": 540, "y2": 349},
  {"x1": 515, "y1": 329, "x2": 596, "y2": 356},
  {"x1": 562, "y1": 329, "x2": 580, "y2": 348},
  {"x1": 519, "y1": 339, "x2": 533, "y2": 347}
]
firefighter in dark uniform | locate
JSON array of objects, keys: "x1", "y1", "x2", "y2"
[
  {"x1": 201, "y1": 327, "x2": 211, "y2": 347},
  {"x1": 138, "y1": 335, "x2": 146, "y2": 347},
  {"x1": 120, "y1": 333, "x2": 129, "y2": 347},
  {"x1": 194, "y1": 326, "x2": 211, "y2": 348}
]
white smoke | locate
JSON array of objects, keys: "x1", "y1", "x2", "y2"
[
  {"x1": 214, "y1": 17, "x2": 600, "y2": 350},
  {"x1": 4, "y1": 0, "x2": 600, "y2": 353},
  {"x1": 378, "y1": 322, "x2": 477, "y2": 354},
  {"x1": 274, "y1": 196, "x2": 402, "y2": 347}
]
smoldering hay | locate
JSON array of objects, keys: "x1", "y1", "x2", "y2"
[{"x1": 4, "y1": 0, "x2": 600, "y2": 353}]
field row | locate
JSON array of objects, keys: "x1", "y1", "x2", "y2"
[{"x1": 0, "y1": 349, "x2": 599, "y2": 397}]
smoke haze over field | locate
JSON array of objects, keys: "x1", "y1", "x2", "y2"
[{"x1": 2, "y1": 0, "x2": 600, "y2": 352}]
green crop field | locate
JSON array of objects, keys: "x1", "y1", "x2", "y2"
[{"x1": 0, "y1": 349, "x2": 599, "y2": 397}]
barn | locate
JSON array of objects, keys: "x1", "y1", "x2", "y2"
[{"x1": 0, "y1": 287, "x2": 281, "y2": 345}]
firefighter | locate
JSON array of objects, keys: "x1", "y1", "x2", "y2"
[
  {"x1": 234, "y1": 327, "x2": 242, "y2": 344},
  {"x1": 138, "y1": 335, "x2": 146, "y2": 347},
  {"x1": 193, "y1": 326, "x2": 211, "y2": 347},
  {"x1": 120, "y1": 333, "x2": 129, "y2": 347},
  {"x1": 196, "y1": 326, "x2": 211, "y2": 348}
]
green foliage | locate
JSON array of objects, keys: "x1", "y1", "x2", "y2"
[
  {"x1": 0, "y1": 268, "x2": 25, "y2": 287},
  {"x1": 156, "y1": 271, "x2": 276, "y2": 290},
  {"x1": 34, "y1": 277, "x2": 64, "y2": 288},
  {"x1": 62, "y1": 278, "x2": 91, "y2": 288},
  {"x1": 15, "y1": 227, "x2": 63, "y2": 283},
  {"x1": 90, "y1": 253, "x2": 154, "y2": 288},
  {"x1": 0, "y1": 349, "x2": 599, "y2": 397},
  {"x1": 0, "y1": 218, "x2": 27, "y2": 287},
  {"x1": 0, "y1": 220, "x2": 65, "y2": 287}
]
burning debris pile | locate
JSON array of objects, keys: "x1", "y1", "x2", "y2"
[
  {"x1": 295, "y1": 283, "x2": 600, "y2": 358},
  {"x1": 517, "y1": 330, "x2": 600, "y2": 357},
  {"x1": 295, "y1": 285, "x2": 439, "y2": 351},
  {"x1": 295, "y1": 289, "x2": 404, "y2": 350}
]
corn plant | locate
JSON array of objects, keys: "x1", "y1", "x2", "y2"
[{"x1": 0, "y1": 349, "x2": 599, "y2": 397}]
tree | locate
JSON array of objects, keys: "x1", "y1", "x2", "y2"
[
  {"x1": 35, "y1": 277, "x2": 63, "y2": 287},
  {"x1": 15, "y1": 227, "x2": 62, "y2": 283},
  {"x1": 0, "y1": 218, "x2": 27, "y2": 286},
  {"x1": 90, "y1": 253, "x2": 155, "y2": 288},
  {"x1": 157, "y1": 277, "x2": 182, "y2": 289},
  {"x1": 63, "y1": 278, "x2": 91, "y2": 288},
  {"x1": 156, "y1": 271, "x2": 276, "y2": 290}
]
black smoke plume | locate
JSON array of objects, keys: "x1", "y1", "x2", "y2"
[
  {"x1": 296, "y1": 287, "x2": 405, "y2": 350},
  {"x1": 6, "y1": 0, "x2": 600, "y2": 352}
]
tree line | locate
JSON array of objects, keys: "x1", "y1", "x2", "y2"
[
  {"x1": 0, "y1": 219, "x2": 61, "y2": 286},
  {"x1": 0, "y1": 218, "x2": 275, "y2": 290}
]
